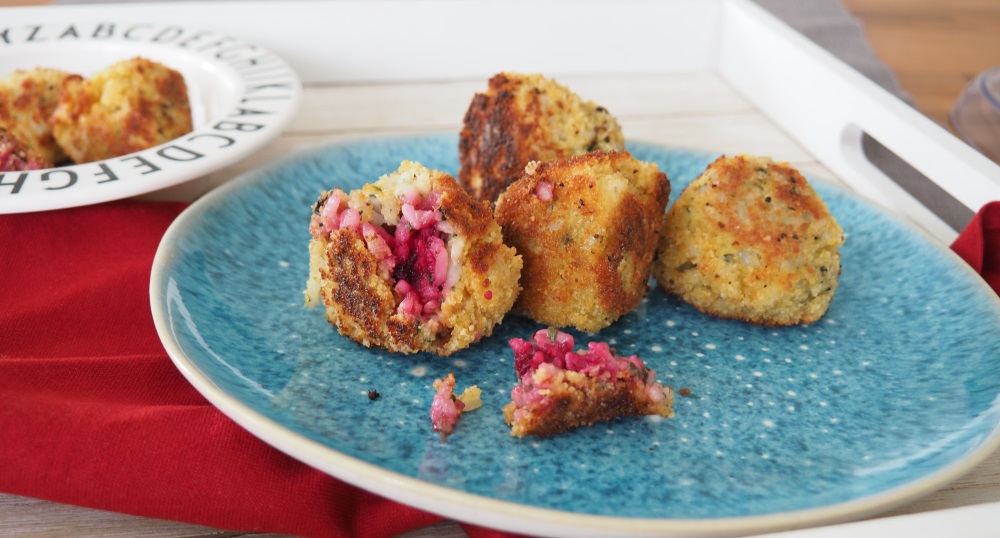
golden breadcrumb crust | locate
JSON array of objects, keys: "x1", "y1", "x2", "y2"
[
  {"x1": 306, "y1": 161, "x2": 522, "y2": 356},
  {"x1": 50, "y1": 57, "x2": 192, "y2": 163},
  {"x1": 458, "y1": 72, "x2": 625, "y2": 202},
  {"x1": 502, "y1": 366, "x2": 675, "y2": 438},
  {"x1": 652, "y1": 155, "x2": 845, "y2": 326},
  {"x1": 0, "y1": 67, "x2": 73, "y2": 165},
  {"x1": 494, "y1": 151, "x2": 670, "y2": 333}
]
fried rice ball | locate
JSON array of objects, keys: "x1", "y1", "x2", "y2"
[
  {"x1": 305, "y1": 161, "x2": 522, "y2": 356},
  {"x1": 50, "y1": 57, "x2": 192, "y2": 163},
  {"x1": 494, "y1": 151, "x2": 670, "y2": 333},
  {"x1": 652, "y1": 155, "x2": 845, "y2": 326},
  {"x1": 0, "y1": 67, "x2": 73, "y2": 165},
  {"x1": 458, "y1": 72, "x2": 625, "y2": 203}
]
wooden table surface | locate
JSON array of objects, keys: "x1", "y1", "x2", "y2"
[
  {"x1": 841, "y1": 0, "x2": 1000, "y2": 132},
  {"x1": 1, "y1": 1, "x2": 999, "y2": 537}
]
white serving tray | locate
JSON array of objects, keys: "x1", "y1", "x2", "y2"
[
  {"x1": 5, "y1": 1, "x2": 1000, "y2": 536},
  {"x1": 5, "y1": 0, "x2": 998, "y2": 243}
]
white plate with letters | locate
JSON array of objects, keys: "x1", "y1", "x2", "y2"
[{"x1": 0, "y1": 21, "x2": 300, "y2": 214}]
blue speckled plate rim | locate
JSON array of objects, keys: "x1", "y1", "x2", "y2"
[{"x1": 150, "y1": 134, "x2": 1000, "y2": 537}]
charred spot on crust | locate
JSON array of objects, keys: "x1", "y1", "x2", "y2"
[
  {"x1": 458, "y1": 73, "x2": 624, "y2": 203},
  {"x1": 458, "y1": 80, "x2": 526, "y2": 202},
  {"x1": 469, "y1": 241, "x2": 500, "y2": 274},
  {"x1": 385, "y1": 316, "x2": 420, "y2": 351},
  {"x1": 326, "y1": 231, "x2": 393, "y2": 342}
]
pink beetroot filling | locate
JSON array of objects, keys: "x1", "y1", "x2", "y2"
[
  {"x1": 509, "y1": 329, "x2": 669, "y2": 411},
  {"x1": 0, "y1": 137, "x2": 46, "y2": 172},
  {"x1": 317, "y1": 188, "x2": 454, "y2": 321},
  {"x1": 430, "y1": 375, "x2": 465, "y2": 436},
  {"x1": 511, "y1": 329, "x2": 649, "y2": 379}
]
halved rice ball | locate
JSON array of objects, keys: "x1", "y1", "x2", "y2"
[{"x1": 305, "y1": 161, "x2": 522, "y2": 355}]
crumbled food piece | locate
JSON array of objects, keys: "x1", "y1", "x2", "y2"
[
  {"x1": 458, "y1": 72, "x2": 625, "y2": 202},
  {"x1": 305, "y1": 161, "x2": 522, "y2": 355},
  {"x1": 494, "y1": 151, "x2": 670, "y2": 332},
  {"x1": 653, "y1": 155, "x2": 844, "y2": 326},
  {"x1": 367, "y1": 389, "x2": 380, "y2": 400},
  {"x1": 503, "y1": 329, "x2": 674, "y2": 438},
  {"x1": 457, "y1": 385, "x2": 482, "y2": 412},
  {"x1": 431, "y1": 373, "x2": 465, "y2": 441},
  {"x1": 50, "y1": 57, "x2": 192, "y2": 163}
]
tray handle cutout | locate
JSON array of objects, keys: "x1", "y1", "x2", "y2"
[
  {"x1": 722, "y1": 0, "x2": 1000, "y2": 245},
  {"x1": 841, "y1": 125, "x2": 975, "y2": 237}
]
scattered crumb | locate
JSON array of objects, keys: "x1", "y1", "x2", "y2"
[{"x1": 458, "y1": 385, "x2": 482, "y2": 411}]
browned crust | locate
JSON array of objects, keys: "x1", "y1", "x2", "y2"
[
  {"x1": 708, "y1": 155, "x2": 832, "y2": 269},
  {"x1": 317, "y1": 230, "x2": 426, "y2": 353},
  {"x1": 431, "y1": 169, "x2": 522, "y2": 354},
  {"x1": 458, "y1": 81, "x2": 527, "y2": 202},
  {"x1": 431, "y1": 172, "x2": 493, "y2": 239},
  {"x1": 593, "y1": 192, "x2": 659, "y2": 317},
  {"x1": 502, "y1": 369, "x2": 674, "y2": 438},
  {"x1": 494, "y1": 151, "x2": 669, "y2": 332}
]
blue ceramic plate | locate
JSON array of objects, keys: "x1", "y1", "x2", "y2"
[{"x1": 151, "y1": 134, "x2": 1000, "y2": 537}]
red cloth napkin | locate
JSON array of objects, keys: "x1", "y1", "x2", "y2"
[
  {"x1": 950, "y1": 201, "x2": 1000, "y2": 295},
  {"x1": 0, "y1": 200, "x2": 524, "y2": 538}
]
